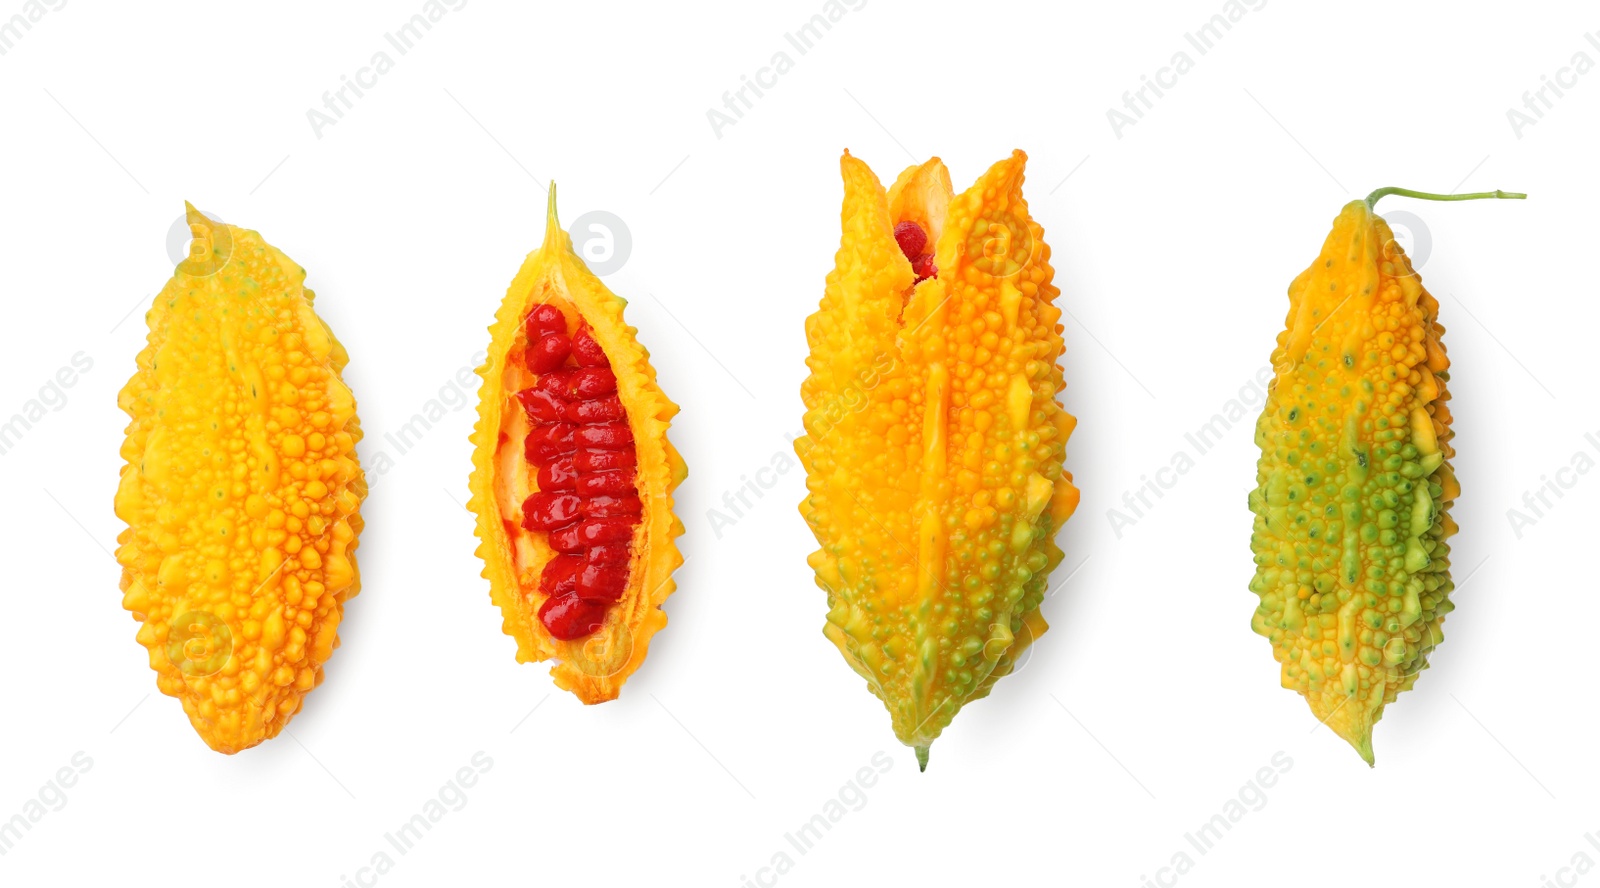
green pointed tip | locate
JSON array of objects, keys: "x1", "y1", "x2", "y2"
[
  {"x1": 1364, "y1": 186, "x2": 1527, "y2": 211},
  {"x1": 1351, "y1": 733, "x2": 1375, "y2": 767},
  {"x1": 915, "y1": 745, "x2": 929, "y2": 772},
  {"x1": 541, "y1": 182, "x2": 563, "y2": 251}
]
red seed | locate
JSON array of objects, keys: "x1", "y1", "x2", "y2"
[
  {"x1": 522, "y1": 492, "x2": 581, "y2": 530},
  {"x1": 578, "y1": 469, "x2": 637, "y2": 497},
  {"x1": 526, "y1": 332, "x2": 572, "y2": 374},
  {"x1": 579, "y1": 518, "x2": 635, "y2": 546},
  {"x1": 577, "y1": 560, "x2": 629, "y2": 602},
  {"x1": 585, "y1": 544, "x2": 631, "y2": 566},
  {"x1": 571, "y1": 325, "x2": 609, "y2": 367},
  {"x1": 538, "y1": 554, "x2": 582, "y2": 598},
  {"x1": 566, "y1": 396, "x2": 626, "y2": 424},
  {"x1": 515, "y1": 387, "x2": 566, "y2": 423},
  {"x1": 583, "y1": 494, "x2": 642, "y2": 519},
  {"x1": 548, "y1": 523, "x2": 584, "y2": 553},
  {"x1": 912, "y1": 252, "x2": 937, "y2": 282},
  {"x1": 576, "y1": 562, "x2": 629, "y2": 602},
  {"x1": 526, "y1": 303, "x2": 566, "y2": 337},
  {"x1": 535, "y1": 370, "x2": 576, "y2": 398},
  {"x1": 570, "y1": 367, "x2": 618, "y2": 399},
  {"x1": 577, "y1": 423, "x2": 632, "y2": 449},
  {"x1": 893, "y1": 221, "x2": 928, "y2": 260},
  {"x1": 576, "y1": 448, "x2": 636, "y2": 471},
  {"x1": 536, "y1": 456, "x2": 578, "y2": 491},
  {"x1": 524, "y1": 423, "x2": 576, "y2": 463},
  {"x1": 538, "y1": 593, "x2": 606, "y2": 640}
]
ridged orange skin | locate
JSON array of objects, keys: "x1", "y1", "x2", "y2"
[
  {"x1": 468, "y1": 188, "x2": 686, "y2": 704},
  {"x1": 1249, "y1": 200, "x2": 1457, "y2": 764},
  {"x1": 796, "y1": 152, "x2": 1078, "y2": 765},
  {"x1": 115, "y1": 206, "x2": 365, "y2": 754}
]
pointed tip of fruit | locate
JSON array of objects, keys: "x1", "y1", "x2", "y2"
[
  {"x1": 541, "y1": 183, "x2": 563, "y2": 251},
  {"x1": 1331, "y1": 722, "x2": 1376, "y2": 766},
  {"x1": 1310, "y1": 694, "x2": 1380, "y2": 767},
  {"x1": 915, "y1": 745, "x2": 929, "y2": 772},
  {"x1": 183, "y1": 201, "x2": 209, "y2": 229}
]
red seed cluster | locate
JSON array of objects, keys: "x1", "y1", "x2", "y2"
[
  {"x1": 893, "y1": 220, "x2": 937, "y2": 284},
  {"x1": 517, "y1": 306, "x2": 640, "y2": 640}
]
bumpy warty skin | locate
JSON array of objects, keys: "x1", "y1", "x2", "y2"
[
  {"x1": 115, "y1": 206, "x2": 365, "y2": 754},
  {"x1": 1248, "y1": 200, "x2": 1456, "y2": 765},
  {"x1": 796, "y1": 151, "x2": 1079, "y2": 763}
]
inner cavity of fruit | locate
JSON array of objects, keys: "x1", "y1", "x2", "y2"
[
  {"x1": 893, "y1": 221, "x2": 937, "y2": 284},
  {"x1": 514, "y1": 302, "x2": 639, "y2": 641}
]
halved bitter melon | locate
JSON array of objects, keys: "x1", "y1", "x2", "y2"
[
  {"x1": 796, "y1": 151, "x2": 1079, "y2": 769},
  {"x1": 468, "y1": 186, "x2": 686, "y2": 704},
  {"x1": 115, "y1": 204, "x2": 365, "y2": 754}
]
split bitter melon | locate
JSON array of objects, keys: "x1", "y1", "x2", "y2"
[
  {"x1": 468, "y1": 186, "x2": 686, "y2": 704},
  {"x1": 1249, "y1": 187, "x2": 1523, "y2": 763},
  {"x1": 796, "y1": 151, "x2": 1079, "y2": 769},
  {"x1": 115, "y1": 205, "x2": 365, "y2": 754}
]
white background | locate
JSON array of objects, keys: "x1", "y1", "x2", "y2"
[{"x1": 0, "y1": 1, "x2": 1594, "y2": 885}]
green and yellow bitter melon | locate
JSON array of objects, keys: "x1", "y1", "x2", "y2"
[{"x1": 1249, "y1": 187, "x2": 1523, "y2": 764}]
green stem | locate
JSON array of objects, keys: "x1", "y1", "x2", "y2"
[{"x1": 1364, "y1": 187, "x2": 1526, "y2": 211}]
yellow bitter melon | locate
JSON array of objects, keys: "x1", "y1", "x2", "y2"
[
  {"x1": 115, "y1": 205, "x2": 365, "y2": 754},
  {"x1": 1249, "y1": 187, "x2": 1524, "y2": 764},
  {"x1": 468, "y1": 186, "x2": 686, "y2": 704},
  {"x1": 796, "y1": 151, "x2": 1079, "y2": 769}
]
